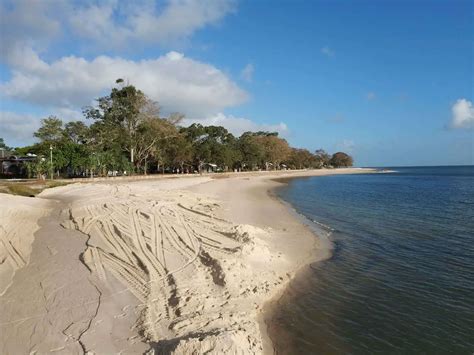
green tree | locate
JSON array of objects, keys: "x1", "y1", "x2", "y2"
[
  {"x1": 163, "y1": 131, "x2": 193, "y2": 173},
  {"x1": 135, "y1": 117, "x2": 180, "y2": 174},
  {"x1": 288, "y1": 148, "x2": 316, "y2": 169},
  {"x1": 64, "y1": 121, "x2": 89, "y2": 144},
  {"x1": 238, "y1": 132, "x2": 265, "y2": 170},
  {"x1": 34, "y1": 116, "x2": 64, "y2": 143},
  {"x1": 24, "y1": 159, "x2": 49, "y2": 179},
  {"x1": 314, "y1": 149, "x2": 331, "y2": 168},
  {"x1": 181, "y1": 124, "x2": 239, "y2": 172},
  {"x1": 252, "y1": 133, "x2": 291, "y2": 170},
  {"x1": 83, "y1": 83, "x2": 164, "y2": 173},
  {"x1": 85, "y1": 85, "x2": 148, "y2": 163},
  {"x1": 330, "y1": 152, "x2": 353, "y2": 167}
]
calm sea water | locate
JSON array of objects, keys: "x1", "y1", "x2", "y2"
[{"x1": 269, "y1": 166, "x2": 474, "y2": 354}]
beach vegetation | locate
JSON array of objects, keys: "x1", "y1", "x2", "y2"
[
  {"x1": 330, "y1": 152, "x2": 354, "y2": 168},
  {"x1": 1, "y1": 81, "x2": 353, "y2": 178},
  {"x1": 314, "y1": 149, "x2": 331, "y2": 168}
]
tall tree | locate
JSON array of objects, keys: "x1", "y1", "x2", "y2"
[
  {"x1": 135, "y1": 117, "x2": 180, "y2": 173},
  {"x1": 64, "y1": 121, "x2": 89, "y2": 144},
  {"x1": 163, "y1": 133, "x2": 193, "y2": 173},
  {"x1": 288, "y1": 148, "x2": 316, "y2": 169},
  {"x1": 238, "y1": 132, "x2": 264, "y2": 170},
  {"x1": 181, "y1": 124, "x2": 239, "y2": 172},
  {"x1": 252, "y1": 133, "x2": 291, "y2": 170},
  {"x1": 83, "y1": 83, "x2": 154, "y2": 169},
  {"x1": 34, "y1": 116, "x2": 64, "y2": 143},
  {"x1": 314, "y1": 149, "x2": 331, "y2": 168},
  {"x1": 330, "y1": 152, "x2": 353, "y2": 167}
]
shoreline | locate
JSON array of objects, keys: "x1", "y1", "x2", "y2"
[
  {"x1": 258, "y1": 169, "x2": 377, "y2": 353},
  {"x1": 0, "y1": 168, "x2": 376, "y2": 353},
  {"x1": 189, "y1": 168, "x2": 377, "y2": 353}
]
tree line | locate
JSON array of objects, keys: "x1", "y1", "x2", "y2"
[{"x1": 2, "y1": 81, "x2": 353, "y2": 179}]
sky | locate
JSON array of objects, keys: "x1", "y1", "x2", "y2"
[{"x1": 0, "y1": 0, "x2": 472, "y2": 166}]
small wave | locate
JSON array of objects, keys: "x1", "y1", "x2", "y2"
[
  {"x1": 378, "y1": 169, "x2": 398, "y2": 173},
  {"x1": 311, "y1": 219, "x2": 335, "y2": 232}
]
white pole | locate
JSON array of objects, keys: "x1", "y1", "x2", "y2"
[{"x1": 50, "y1": 145, "x2": 53, "y2": 180}]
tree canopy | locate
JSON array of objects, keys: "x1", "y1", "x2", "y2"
[
  {"x1": 330, "y1": 152, "x2": 354, "y2": 168},
  {"x1": 3, "y1": 81, "x2": 353, "y2": 178}
]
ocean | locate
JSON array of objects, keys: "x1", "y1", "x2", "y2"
[{"x1": 268, "y1": 166, "x2": 474, "y2": 354}]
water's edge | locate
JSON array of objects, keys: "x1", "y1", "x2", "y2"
[
  {"x1": 262, "y1": 176, "x2": 341, "y2": 354},
  {"x1": 262, "y1": 167, "x2": 474, "y2": 354}
]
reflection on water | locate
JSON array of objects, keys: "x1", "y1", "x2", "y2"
[{"x1": 267, "y1": 166, "x2": 474, "y2": 354}]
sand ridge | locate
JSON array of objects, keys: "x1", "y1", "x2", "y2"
[{"x1": 0, "y1": 194, "x2": 53, "y2": 295}]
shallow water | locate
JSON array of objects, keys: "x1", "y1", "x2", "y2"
[{"x1": 269, "y1": 166, "x2": 474, "y2": 354}]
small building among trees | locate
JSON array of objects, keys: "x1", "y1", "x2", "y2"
[{"x1": 0, "y1": 155, "x2": 37, "y2": 178}]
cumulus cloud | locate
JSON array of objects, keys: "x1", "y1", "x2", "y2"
[
  {"x1": 1, "y1": 50, "x2": 248, "y2": 118},
  {"x1": 321, "y1": 46, "x2": 335, "y2": 57},
  {"x1": 0, "y1": 111, "x2": 42, "y2": 144},
  {"x1": 0, "y1": 108, "x2": 85, "y2": 146},
  {"x1": 182, "y1": 113, "x2": 289, "y2": 137},
  {"x1": 69, "y1": 0, "x2": 236, "y2": 48},
  {"x1": 0, "y1": 0, "x2": 63, "y2": 49},
  {"x1": 0, "y1": 0, "x2": 236, "y2": 56},
  {"x1": 240, "y1": 63, "x2": 254, "y2": 82},
  {"x1": 0, "y1": 0, "x2": 288, "y2": 145},
  {"x1": 450, "y1": 98, "x2": 474, "y2": 129}
]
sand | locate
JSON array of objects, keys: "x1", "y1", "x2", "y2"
[{"x1": 0, "y1": 168, "x2": 375, "y2": 354}]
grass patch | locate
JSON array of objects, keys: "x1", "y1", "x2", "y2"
[
  {"x1": 7, "y1": 185, "x2": 38, "y2": 197},
  {"x1": 2, "y1": 180, "x2": 71, "y2": 197}
]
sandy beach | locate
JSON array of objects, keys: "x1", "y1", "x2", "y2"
[{"x1": 0, "y1": 168, "x2": 374, "y2": 354}]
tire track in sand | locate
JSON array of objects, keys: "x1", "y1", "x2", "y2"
[{"x1": 62, "y1": 188, "x2": 244, "y2": 342}]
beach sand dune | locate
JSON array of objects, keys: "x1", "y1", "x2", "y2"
[
  {"x1": 0, "y1": 194, "x2": 53, "y2": 295},
  {"x1": 0, "y1": 168, "x2": 373, "y2": 354}
]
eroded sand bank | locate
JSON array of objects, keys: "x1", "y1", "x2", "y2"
[{"x1": 0, "y1": 168, "x2": 374, "y2": 354}]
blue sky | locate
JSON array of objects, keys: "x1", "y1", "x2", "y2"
[{"x1": 0, "y1": 0, "x2": 472, "y2": 166}]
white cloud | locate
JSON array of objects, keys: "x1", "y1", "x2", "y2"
[
  {"x1": 0, "y1": 0, "x2": 64, "y2": 65},
  {"x1": 0, "y1": 0, "x2": 236, "y2": 55},
  {"x1": 0, "y1": 109, "x2": 86, "y2": 146},
  {"x1": 182, "y1": 113, "x2": 289, "y2": 137},
  {"x1": 321, "y1": 46, "x2": 335, "y2": 57},
  {"x1": 1, "y1": 50, "x2": 248, "y2": 118},
  {"x1": 119, "y1": 0, "x2": 236, "y2": 46},
  {"x1": 0, "y1": 111, "x2": 41, "y2": 144},
  {"x1": 450, "y1": 98, "x2": 474, "y2": 129},
  {"x1": 240, "y1": 63, "x2": 254, "y2": 82},
  {"x1": 366, "y1": 92, "x2": 376, "y2": 100}
]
